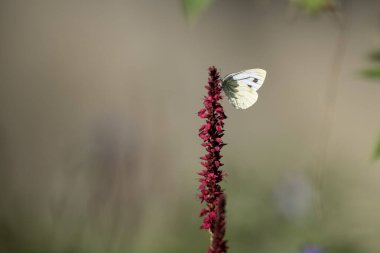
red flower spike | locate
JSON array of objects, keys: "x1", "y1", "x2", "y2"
[
  {"x1": 208, "y1": 194, "x2": 228, "y2": 253},
  {"x1": 200, "y1": 208, "x2": 209, "y2": 216},
  {"x1": 197, "y1": 66, "x2": 228, "y2": 252}
]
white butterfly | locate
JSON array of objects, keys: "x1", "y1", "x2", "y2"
[{"x1": 222, "y1": 69, "x2": 267, "y2": 109}]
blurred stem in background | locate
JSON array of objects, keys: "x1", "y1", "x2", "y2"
[{"x1": 314, "y1": 0, "x2": 351, "y2": 220}]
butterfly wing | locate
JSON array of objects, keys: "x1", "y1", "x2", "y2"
[
  {"x1": 222, "y1": 69, "x2": 266, "y2": 109},
  {"x1": 226, "y1": 69, "x2": 266, "y2": 91},
  {"x1": 227, "y1": 86, "x2": 258, "y2": 109}
]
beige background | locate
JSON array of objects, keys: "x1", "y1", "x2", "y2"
[{"x1": 0, "y1": 1, "x2": 380, "y2": 252}]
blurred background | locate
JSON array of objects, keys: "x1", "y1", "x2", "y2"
[{"x1": 0, "y1": 0, "x2": 380, "y2": 252}]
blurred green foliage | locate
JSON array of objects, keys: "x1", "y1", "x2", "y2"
[
  {"x1": 291, "y1": 0, "x2": 334, "y2": 14},
  {"x1": 363, "y1": 50, "x2": 380, "y2": 161},
  {"x1": 363, "y1": 50, "x2": 380, "y2": 79},
  {"x1": 373, "y1": 136, "x2": 380, "y2": 161},
  {"x1": 182, "y1": 0, "x2": 338, "y2": 22},
  {"x1": 368, "y1": 51, "x2": 380, "y2": 62},
  {"x1": 182, "y1": 0, "x2": 213, "y2": 22},
  {"x1": 362, "y1": 68, "x2": 380, "y2": 79}
]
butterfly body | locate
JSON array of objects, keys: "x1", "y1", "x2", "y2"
[{"x1": 221, "y1": 69, "x2": 266, "y2": 109}]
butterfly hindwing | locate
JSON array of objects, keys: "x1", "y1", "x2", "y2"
[{"x1": 228, "y1": 87, "x2": 258, "y2": 109}]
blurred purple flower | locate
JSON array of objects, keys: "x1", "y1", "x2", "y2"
[
  {"x1": 303, "y1": 246, "x2": 325, "y2": 253},
  {"x1": 273, "y1": 174, "x2": 314, "y2": 219}
]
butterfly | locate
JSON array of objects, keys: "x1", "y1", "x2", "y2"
[{"x1": 222, "y1": 69, "x2": 267, "y2": 109}]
